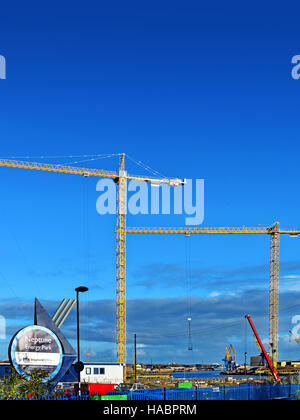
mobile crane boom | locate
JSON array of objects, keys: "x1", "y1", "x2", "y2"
[{"x1": 245, "y1": 314, "x2": 280, "y2": 384}]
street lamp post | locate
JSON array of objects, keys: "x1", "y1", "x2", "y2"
[{"x1": 75, "y1": 286, "x2": 88, "y2": 392}]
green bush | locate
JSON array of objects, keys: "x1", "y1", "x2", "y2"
[{"x1": 0, "y1": 369, "x2": 53, "y2": 400}]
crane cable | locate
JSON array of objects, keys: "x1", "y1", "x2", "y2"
[
  {"x1": 185, "y1": 235, "x2": 193, "y2": 352},
  {"x1": 244, "y1": 317, "x2": 248, "y2": 370},
  {"x1": 82, "y1": 175, "x2": 91, "y2": 361},
  {"x1": 125, "y1": 153, "x2": 168, "y2": 180},
  {"x1": 0, "y1": 153, "x2": 121, "y2": 160}
]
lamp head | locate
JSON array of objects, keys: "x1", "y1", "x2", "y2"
[{"x1": 75, "y1": 286, "x2": 89, "y2": 293}]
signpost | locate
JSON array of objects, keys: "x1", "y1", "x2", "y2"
[
  {"x1": 8, "y1": 298, "x2": 77, "y2": 384},
  {"x1": 9, "y1": 325, "x2": 63, "y2": 380}
]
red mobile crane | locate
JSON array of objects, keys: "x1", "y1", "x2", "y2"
[{"x1": 245, "y1": 315, "x2": 280, "y2": 384}]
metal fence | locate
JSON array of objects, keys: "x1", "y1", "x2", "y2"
[
  {"x1": 3, "y1": 383, "x2": 300, "y2": 400},
  {"x1": 99, "y1": 384, "x2": 300, "y2": 400}
]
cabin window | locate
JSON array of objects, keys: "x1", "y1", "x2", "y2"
[
  {"x1": 100, "y1": 368, "x2": 105, "y2": 375},
  {"x1": 85, "y1": 368, "x2": 91, "y2": 375},
  {"x1": 94, "y1": 368, "x2": 99, "y2": 375}
]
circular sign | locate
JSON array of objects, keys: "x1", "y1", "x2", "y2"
[{"x1": 9, "y1": 325, "x2": 63, "y2": 380}]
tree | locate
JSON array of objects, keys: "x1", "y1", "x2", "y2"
[{"x1": 0, "y1": 369, "x2": 53, "y2": 400}]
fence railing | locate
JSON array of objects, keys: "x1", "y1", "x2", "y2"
[
  {"x1": 2, "y1": 383, "x2": 300, "y2": 400},
  {"x1": 101, "y1": 384, "x2": 299, "y2": 400}
]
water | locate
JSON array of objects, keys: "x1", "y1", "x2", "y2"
[{"x1": 171, "y1": 370, "x2": 266, "y2": 380}]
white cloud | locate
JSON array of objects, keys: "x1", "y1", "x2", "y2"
[
  {"x1": 281, "y1": 274, "x2": 300, "y2": 292},
  {"x1": 209, "y1": 291, "x2": 220, "y2": 298}
]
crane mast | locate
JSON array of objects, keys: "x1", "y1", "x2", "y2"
[
  {"x1": 116, "y1": 154, "x2": 127, "y2": 376},
  {"x1": 269, "y1": 223, "x2": 280, "y2": 369}
]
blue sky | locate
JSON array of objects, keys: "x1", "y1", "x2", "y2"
[{"x1": 1, "y1": 0, "x2": 300, "y2": 365}]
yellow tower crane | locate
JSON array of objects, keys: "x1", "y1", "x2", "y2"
[
  {"x1": 126, "y1": 224, "x2": 300, "y2": 370},
  {"x1": 0, "y1": 154, "x2": 184, "y2": 380}
]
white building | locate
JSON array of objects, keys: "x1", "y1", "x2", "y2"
[{"x1": 80, "y1": 362, "x2": 123, "y2": 384}]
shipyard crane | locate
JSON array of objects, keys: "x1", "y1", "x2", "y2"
[
  {"x1": 126, "y1": 224, "x2": 300, "y2": 370},
  {"x1": 230, "y1": 344, "x2": 237, "y2": 370},
  {"x1": 223, "y1": 346, "x2": 232, "y2": 371},
  {"x1": 0, "y1": 154, "x2": 184, "y2": 380},
  {"x1": 223, "y1": 345, "x2": 236, "y2": 371}
]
